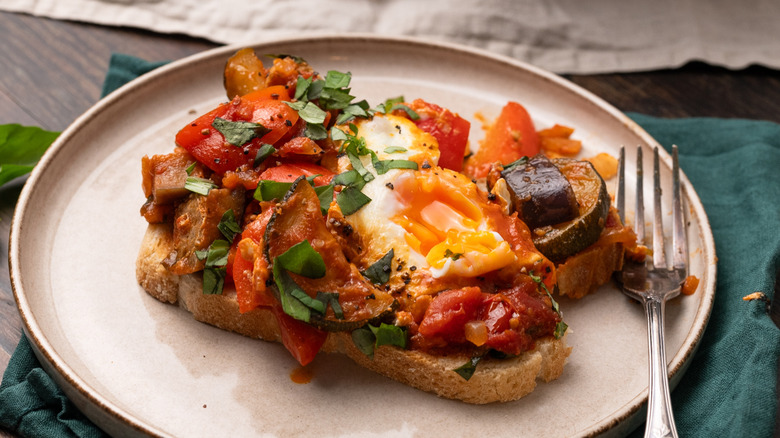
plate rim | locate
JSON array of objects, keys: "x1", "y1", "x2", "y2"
[{"x1": 9, "y1": 33, "x2": 717, "y2": 438}]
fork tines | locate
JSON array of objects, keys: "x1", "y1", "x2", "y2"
[{"x1": 616, "y1": 145, "x2": 687, "y2": 276}]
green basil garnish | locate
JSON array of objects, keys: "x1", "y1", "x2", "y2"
[
  {"x1": 184, "y1": 176, "x2": 218, "y2": 195},
  {"x1": 254, "y1": 143, "x2": 276, "y2": 167},
  {"x1": 211, "y1": 117, "x2": 270, "y2": 147},
  {"x1": 383, "y1": 146, "x2": 407, "y2": 154},
  {"x1": 362, "y1": 249, "x2": 394, "y2": 285},
  {"x1": 273, "y1": 262, "x2": 313, "y2": 322},
  {"x1": 199, "y1": 239, "x2": 230, "y2": 295},
  {"x1": 372, "y1": 158, "x2": 418, "y2": 175},
  {"x1": 453, "y1": 356, "x2": 482, "y2": 381},
  {"x1": 333, "y1": 169, "x2": 366, "y2": 190},
  {"x1": 275, "y1": 240, "x2": 326, "y2": 279},
  {"x1": 530, "y1": 270, "x2": 567, "y2": 338},
  {"x1": 217, "y1": 209, "x2": 241, "y2": 242},
  {"x1": 336, "y1": 186, "x2": 371, "y2": 215},
  {"x1": 352, "y1": 323, "x2": 409, "y2": 359}
]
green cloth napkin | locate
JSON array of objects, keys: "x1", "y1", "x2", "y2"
[{"x1": 1, "y1": 53, "x2": 778, "y2": 437}]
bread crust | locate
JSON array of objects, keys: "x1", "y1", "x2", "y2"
[{"x1": 136, "y1": 223, "x2": 572, "y2": 404}]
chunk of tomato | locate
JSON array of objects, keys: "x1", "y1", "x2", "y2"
[
  {"x1": 258, "y1": 161, "x2": 335, "y2": 186},
  {"x1": 464, "y1": 101, "x2": 540, "y2": 179},
  {"x1": 417, "y1": 287, "x2": 484, "y2": 341},
  {"x1": 272, "y1": 305, "x2": 328, "y2": 366},
  {"x1": 175, "y1": 85, "x2": 298, "y2": 174},
  {"x1": 408, "y1": 99, "x2": 470, "y2": 172}
]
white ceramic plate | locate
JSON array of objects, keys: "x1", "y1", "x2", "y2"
[{"x1": 10, "y1": 35, "x2": 715, "y2": 438}]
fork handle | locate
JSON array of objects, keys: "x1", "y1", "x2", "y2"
[{"x1": 643, "y1": 297, "x2": 679, "y2": 438}]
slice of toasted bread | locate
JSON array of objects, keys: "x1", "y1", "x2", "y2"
[{"x1": 136, "y1": 223, "x2": 571, "y2": 404}]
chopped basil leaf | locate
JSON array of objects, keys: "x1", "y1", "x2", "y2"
[
  {"x1": 333, "y1": 169, "x2": 366, "y2": 190},
  {"x1": 212, "y1": 117, "x2": 270, "y2": 147},
  {"x1": 314, "y1": 184, "x2": 334, "y2": 213},
  {"x1": 362, "y1": 249, "x2": 394, "y2": 285},
  {"x1": 290, "y1": 287, "x2": 326, "y2": 314},
  {"x1": 320, "y1": 87, "x2": 355, "y2": 110},
  {"x1": 200, "y1": 239, "x2": 230, "y2": 295},
  {"x1": 294, "y1": 76, "x2": 312, "y2": 101},
  {"x1": 372, "y1": 158, "x2": 418, "y2": 175},
  {"x1": 330, "y1": 126, "x2": 348, "y2": 142},
  {"x1": 529, "y1": 271, "x2": 559, "y2": 314},
  {"x1": 185, "y1": 176, "x2": 218, "y2": 195},
  {"x1": 351, "y1": 327, "x2": 376, "y2": 359},
  {"x1": 254, "y1": 143, "x2": 276, "y2": 167},
  {"x1": 202, "y1": 267, "x2": 227, "y2": 295},
  {"x1": 352, "y1": 323, "x2": 408, "y2": 359},
  {"x1": 347, "y1": 151, "x2": 374, "y2": 183},
  {"x1": 369, "y1": 323, "x2": 407, "y2": 349},
  {"x1": 384, "y1": 146, "x2": 407, "y2": 154},
  {"x1": 324, "y1": 70, "x2": 351, "y2": 89},
  {"x1": 185, "y1": 162, "x2": 196, "y2": 175},
  {"x1": 530, "y1": 270, "x2": 567, "y2": 338},
  {"x1": 306, "y1": 79, "x2": 325, "y2": 101},
  {"x1": 554, "y1": 321, "x2": 568, "y2": 339},
  {"x1": 337, "y1": 186, "x2": 371, "y2": 215},
  {"x1": 254, "y1": 179, "x2": 292, "y2": 202},
  {"x1": 299, "y1": 102, "x2": 328, "y2": 124},
  {"x1": 500, "y1": 156, "x2": 530, "y2": 176},
  {"x1": 316, "y1": 291, "x2": 344, "y2": 319},
  {"x1": 453, "y1": 356, "x2": 482, "y2": 381},
  {"x1": 217, "y1": 209, "x2": 241, "y2": 242},
  {"x1": 388, "y1": 103, "x2": 420, "y2": 120},
  {"x1": 273, "y1": 262, "x2": 312, "y2": 322},
  {"x1": 275, "y1": 240, "x2": 326, "y2": 279},
  {"x1": 304, "y1": 123, "x2": 328, "y2": 140}
]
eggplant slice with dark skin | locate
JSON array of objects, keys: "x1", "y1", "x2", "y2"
[
  {"x1": 498, "y1": 155, "x2": 610, "y2": 262},
  {"x1": 501, "y1": 154, "x2": 580, "y2": 229}
]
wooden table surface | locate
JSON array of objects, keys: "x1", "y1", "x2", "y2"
[{"x1": 2, "y1": 9, "x2": 780, "y2": 437}]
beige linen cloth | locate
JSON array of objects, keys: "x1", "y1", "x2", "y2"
[{"x1": 4, "y1": 0, "x2": 780, "y2": 74}]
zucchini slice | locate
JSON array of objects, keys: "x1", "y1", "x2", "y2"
[{"x1": 530, "y1": 158, "x2": 610, "y2": 262}]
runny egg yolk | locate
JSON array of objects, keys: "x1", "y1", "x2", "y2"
[{"x1": 390, "y1": 170, "x2": 517, "y2": 278}]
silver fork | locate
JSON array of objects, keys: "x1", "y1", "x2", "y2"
[{"x1": 615, "y1": 145, "x2": 687, "y2": 438}]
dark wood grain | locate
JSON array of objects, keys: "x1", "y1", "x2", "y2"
[{"x1": 1, "y1": 9, "x2": 779, "y2": 437}]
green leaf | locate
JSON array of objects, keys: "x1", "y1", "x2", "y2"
[
  {"x1": 204, "y1": 239, "x2": 230, "y2": 267},
  {"x1": 315, "y1": 291, "x2": 344, "y2": 319},
  {"x1": 275, "y1": 240, "x2": 326, "y2": 278},
  {"x1": 290, "y1": 287, "x2": 326, "y2": 314},
  {"x1": 217, "y1": 209, "x2": 241, "y2": 242},
  {"x1": 294, "y1": 76, "x2": 313, "y2": 101},
  {"x1": 307, "y1": 79, "x2": 325, "y2": 101},
  {"x1": 185, "y1": 176, "x2": 218, "y2": 195},
  {"x1": 0, "y1": 124, "x2": 59, "y2": 186},
  {"x1": 324, "y1": 70, "x2": 352, "y2": 89},
  {"x1": 200, "y1": 239, "x2": 230, "y2": 295},
  {"x1": 254, "y1": 143, "x2": 276, "y2": 167},
  {"x1": 185, "y1": 161, "x2": 196, "y2": 175},
  {"x1": 388, "y1": 103, "x2": 420, "y2": 120},
  {"x1": 332, "y1": 169, "x2": 366, "y2": 190},
  {"x1": 351, "y1": 327, "x2": 376, "y2": 359},
  {"x1": 383, "y1": 146, "x2": 407, "y2": 154},
  {"x1": 314, "y1": 184, "x2": 334, "y2": 213},
  {"x1": 554, "y1": 321, "x2": 568, "y2": 339},
  {"x1": 347, "y1": 151, "x2": 374, "y2": 183},
  {"x1": 273, "y1": 262, "x2": 312, "y2": 322},
  {"x1": 362, "y1": 249, "x2": 394, "y2": 284},
  {"x1": 211, "y1": 117, "x2": 270, "y2": 147},
  {"x1": 336, "y1": 186, "x2": 371, "y2": 215},
  {"x1": 287, "y1": 101, "x2": 327, "y2": 124},
  {"x1": 202, "y1": 267, "x2": 227, "y2": 295},
  {"x1": 369, "y1": 323, "x2": 407, "y2": 349},
  {"x1": 372, "y1": 158, "x2": 418, "y2": 175},
  {"x1": 304, "y1": 123, "x2": 328, "y2": 141},
  {"x1": 253, "y1": 179, "x2": 292, "y2": 202},
  {"x1": 453, "y1": 356, "x2": 482, "y2": 381}
]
